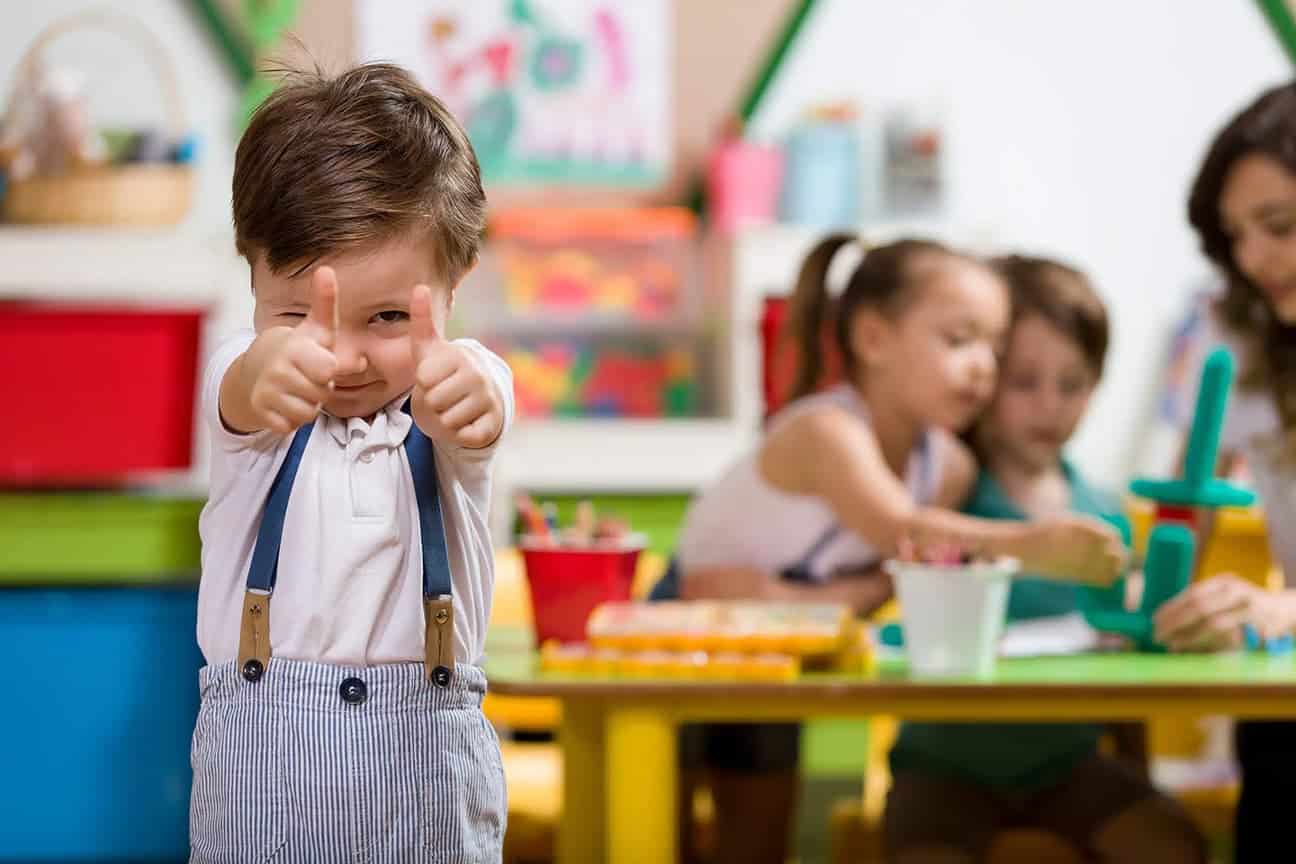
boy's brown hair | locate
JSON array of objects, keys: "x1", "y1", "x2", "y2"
[
  {"x1": 232, "y1": 63, "x2": 485, "y2": 284},
  {"x1": 992, "y1": 255, "x2": 1109, "y2": 379}
]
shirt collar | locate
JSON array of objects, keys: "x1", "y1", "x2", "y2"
[{"x1": 320, "y1": 392, "x2": 414, "y2": 449}]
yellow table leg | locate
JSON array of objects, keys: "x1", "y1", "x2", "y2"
[
  {"x1": 606, "y1": 707, "x2": 677, "y2": 864},
  {"x1": 558, "y1": 699, "x2": 605, "y2": 864}
]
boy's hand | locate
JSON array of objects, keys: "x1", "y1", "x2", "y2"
[
  {"x1": 235, "y1": 266, "x2": 340, "y2": 435},
  {"x1": 409, "y1": 284, "x2": 504, "y2": 449}
]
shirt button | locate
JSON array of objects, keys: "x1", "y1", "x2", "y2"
[
  {"x1": 339, "y1": 677, "x2": 368, "y2": 704},
  {"x1": 360, "y1": 451, "x2": 374, "y2": 463}
]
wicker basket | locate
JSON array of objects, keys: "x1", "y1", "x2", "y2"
[{"x1": 0, "y1": 9, "x2": 193, "y2": 227}]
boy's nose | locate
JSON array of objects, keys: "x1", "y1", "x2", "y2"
[{"x1": 333, "y1": 335, "x2": 369, "y2": 375}]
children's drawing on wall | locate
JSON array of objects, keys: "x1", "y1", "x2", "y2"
[{"x1": 357, "y1": 0, "x2": 670, "y2": 186}]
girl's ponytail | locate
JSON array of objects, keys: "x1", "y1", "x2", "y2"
[{"x1": 785, "y1": 233, "x2": 858, "y2": 401}]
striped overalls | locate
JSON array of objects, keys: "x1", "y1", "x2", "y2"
[{"x1": 189, "y1": 415, "x2": 506, "y2": 863}]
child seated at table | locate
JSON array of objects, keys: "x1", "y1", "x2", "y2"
[
  {"x1": 884, "y1": 255, "x2": 1206, "y2": 863},
  {"x1": 666, "y1": 236, "x2": 1125, "y2": 864}
]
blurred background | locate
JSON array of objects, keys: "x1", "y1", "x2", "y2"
[{"x1": 0, "y1": 1, "x2": 1291, "y2": 862}]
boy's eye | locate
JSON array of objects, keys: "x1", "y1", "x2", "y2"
[
  {"x1": 1060, "y1": 376, "x2": 1088, "y2": 396},
  {"x1": 373, "y1": 310, "x2": 409, "y2": 324},
  {"x1": 1263, "y1": 220, "x2": 1295, "y2": 239}
]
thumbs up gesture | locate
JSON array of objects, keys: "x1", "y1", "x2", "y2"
[
  {"x1": 409, "y1": 283, "x2": 504, "y2": 449},
  {"x1": 238, "y1": 266, "x2": 340, "y2": 434}
]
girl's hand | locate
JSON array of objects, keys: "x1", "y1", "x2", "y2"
[
  {"x1": 1017, "y1": 515, "x2": 1127, "y2": 586},
  {"x1": 1154, "y1": 575, "x2": 1296, "y2": 652}
]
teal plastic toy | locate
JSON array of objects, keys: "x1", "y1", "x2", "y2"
[
  {"x1": 1129, "y1": 349, "x2": 1255, "y2": 508},
  {"x1": 1083, "y1": 524, "x2": 1194, "y2": 651},
  {"x1": 1083, "y1": 347, "x2": 1255, "y2": 650}
]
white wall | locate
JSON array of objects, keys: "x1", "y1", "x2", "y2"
[
  {"x1": 749, "y1": 0, "x2": 1289, "y2": 489},
  {"x1": 4, "y1": 1, "x2": 1291, "y2": 489}
]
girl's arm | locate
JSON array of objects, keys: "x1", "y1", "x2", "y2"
[
  {"x1": 682, "y1": 564, "x2": 893, "y2": 616},
  {"x1": 762, "y1": 407, "x2": 1124, "y2": 586}
]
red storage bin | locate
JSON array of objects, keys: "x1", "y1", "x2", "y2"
[
  {"x1": 760, "y1": 294, "x2": 844, "y2": 419},
  {"x1": 0, "y1": 302, "x2": 203, "y2": 486},
  {"x1": 520, "y1": 540, "x2": 643, "y2": 645}
]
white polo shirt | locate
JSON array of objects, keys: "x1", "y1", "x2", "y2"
[{"x1": 196, "y1": 329, "x2": 513, "y2": 668}]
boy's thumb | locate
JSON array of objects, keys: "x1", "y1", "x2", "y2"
[
  {"x1": 410, "y1": 284, "x2": 443, "y2": 356},
  {"x1": 303, "y1": 266, "x2": 339, "y2": 347}
]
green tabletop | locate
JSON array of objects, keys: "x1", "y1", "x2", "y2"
[{"x1": 483, "y1": 644, "x2": 1296, "y2": 721}]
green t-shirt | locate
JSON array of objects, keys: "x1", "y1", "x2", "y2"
[{"x1": 889, "y1": 461, "x2": 1121, "y2": 788}]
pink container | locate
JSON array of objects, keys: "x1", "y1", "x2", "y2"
[{"x1": 706, "y1": 139, "x2": 783, "y2": 234}]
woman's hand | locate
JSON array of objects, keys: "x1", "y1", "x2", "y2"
[{"x1": 1154, "y1": 574, "x2": 1296, "y2": 652}]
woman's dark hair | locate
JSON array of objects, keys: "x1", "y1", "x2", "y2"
[
  {"x1": 992, "y1": 255, "x2": 1109, "y2": 379},
  {"x1": 1188, "y1": 82, "x2": 1296, "y2": 446},
  {"x1": 784, "y1": 234, "x2": 981, "y2": 400}
]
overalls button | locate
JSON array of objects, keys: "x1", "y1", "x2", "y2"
[
  {"x1": 242, "y1": 659, "x2": 264, "y2": 682},
  {"x1": 339, "y1": 677, "x2": 368, "y2": 704}
]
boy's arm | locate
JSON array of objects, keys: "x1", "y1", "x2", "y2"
[
  {"x1": 204, "y1": 330, "x2": 260, "y2": 449},
  {"x1": 218, "y1": 329, "x2": 292, "y2": 434}
]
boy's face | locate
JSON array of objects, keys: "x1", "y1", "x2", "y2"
[
  {"x1": 982, "y1": 314, "x2": 1096, "y2": 472},
  {"x1": 251, "y1": 232, "x2": 453, "y2": 420}
]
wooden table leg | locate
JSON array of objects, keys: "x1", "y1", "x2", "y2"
[
  {"x1": 606, "y1": 706, "x2": 677, "y2": 864},
  {"x1": 558, "y1": 699, "x2": 605, "y2": 864}
]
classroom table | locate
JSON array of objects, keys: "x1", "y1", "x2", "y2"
[{"x1": 484, "y1": 649, "x2": 1296, "y2": 864}]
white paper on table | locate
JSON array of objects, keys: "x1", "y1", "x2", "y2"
[
  {"x1": 997, "y1": 612, "x2": 1104, "y2": 658},
  {"x1": 870, "y1": 612, "x2": 1107, "y2": 661}
]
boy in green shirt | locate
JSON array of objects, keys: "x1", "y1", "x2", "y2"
[{"x1": 884, "y1": 256, "x2": 1205, "y2": 863}]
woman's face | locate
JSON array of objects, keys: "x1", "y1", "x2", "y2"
[{"x1": 1220, "y1": 153, "x2": 1296, "y2": 324}]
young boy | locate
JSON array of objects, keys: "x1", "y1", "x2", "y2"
[
  {"x1": 884, "y1": 256, "x2": 1204, "y2": 864},
  {"x1": 190, "y1": 64, "x2": 512, "y2": 862}
]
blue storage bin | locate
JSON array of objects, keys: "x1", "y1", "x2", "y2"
[
  {"x1": 0, "y1": 585, "x2": 201, "y2": 861},
  {"x1": 779, "y1": 121, "x2": 861, "y2": 229}
]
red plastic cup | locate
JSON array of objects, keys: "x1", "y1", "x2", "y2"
[{"x1": 519, "y1": 537, "x2": 644, "y2": 646}]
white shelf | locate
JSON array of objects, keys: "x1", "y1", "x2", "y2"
[
  {"x1": 496, "y1": 418, "x2": 756, "y2": 493},
  {"x1": 0, "y1": 226, "x2": 242, "y2": 303}
]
